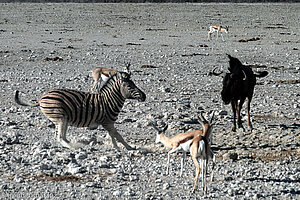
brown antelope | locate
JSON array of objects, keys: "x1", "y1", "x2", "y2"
[
  {"x1": 150, "y1": 112, "x2": 215, "y2": 193},
  {"x1": 91, "y1": 63, "x2": 130, "y2": 93},
  {"x1": 208, "y1": 25, "x2": 229, "y2": 41}
]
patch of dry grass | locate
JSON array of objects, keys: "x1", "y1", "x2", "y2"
[{"x1": 249, "y1": 149, "x2": 300, "y2": 162}]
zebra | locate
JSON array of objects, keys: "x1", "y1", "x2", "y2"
[{"x1": 15, "y1": 72, "x2": 146, "y2": 150}]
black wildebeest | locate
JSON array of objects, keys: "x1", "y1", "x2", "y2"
[{"x1": 211, "y1": 54, "x2": 268, "y2": 132}]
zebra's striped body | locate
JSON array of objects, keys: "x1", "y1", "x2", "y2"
[
  {"x1": 15, "y1": 72, "x2": 146, "y2": 150},
  {"x1": 40, "y1": 89, "x2": 122, "y2": 128}
]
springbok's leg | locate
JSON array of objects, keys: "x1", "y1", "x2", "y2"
[
  {"x1": 166, "y1": 151, "x2": 171, "y2": 175},
  {"x1": 191, "y1": 156, "x2": 200, "y2": 193},
  {"x1": 209, "y1": 150, "x2": 215, "y2": 182},
  {"x1": 208, "y1": 31, "x2": 212, "y2": 40},
  {"x1": 204, "y1": 158, "x2": 208, "y2": 193},
  {"x1": 200, "y1": 158, "x2": 205, "y2": 190},
  {"x1": 221, "y1": 33, "x2": 225, "y2": 41},
  {"x1": 103, "y1": 124, "x2": 134, "y2": 150},
  {"x1": 180, "y1": 151, "x2": 186, "y2": 177},
  {"x1": 166, "y1": 146, "x2": 180, "y2": 175}
]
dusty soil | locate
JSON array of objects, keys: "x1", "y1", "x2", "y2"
[{"x1": 0, "y1": 3, "x2": 299, "y2": 199}]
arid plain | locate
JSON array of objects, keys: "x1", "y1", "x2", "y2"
[{"x1": 0, "y1": 3, "x2": 299, "y2": 199}]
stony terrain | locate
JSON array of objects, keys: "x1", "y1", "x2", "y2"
[{"x1": 0, "y1": 3, "x2": 299, "y2": 199}]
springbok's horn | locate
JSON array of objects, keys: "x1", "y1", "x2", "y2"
[
  {"x1": 210, "y1": 111, "x2": 215, "y2": 124},
  {"x1": 198, "y1": 112, "x2": 209, "y2": 125}
]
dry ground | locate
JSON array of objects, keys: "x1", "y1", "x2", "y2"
[{"x1": 0, "y1": 3, "x2": 299, "y2": 199}]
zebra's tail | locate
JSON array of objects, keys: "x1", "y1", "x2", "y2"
[{"x1": 15, "y1": 90, "x2": 39, "y2": 107}]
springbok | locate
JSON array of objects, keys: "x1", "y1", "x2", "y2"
[
  {"x1": 91, "y1": 63, "x2": 130, "y2": 93},
  {"x1": 150, "y1": 112, "x2": 215, "y2": 193},
  {"x1": 208, "y1": 25, "x2": 229, "y2": 41}
]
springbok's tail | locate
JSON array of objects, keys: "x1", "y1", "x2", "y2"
[
  {"x1": 255, "y1": 71, "x2": 268, "y2": 78},
  {"x1": 15, "y1": 90, "x2": 39, "y2": 107}
]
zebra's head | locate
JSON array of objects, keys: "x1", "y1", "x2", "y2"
[{"x1": 117, "y1": 72, "x2": 146, "y2": 102}]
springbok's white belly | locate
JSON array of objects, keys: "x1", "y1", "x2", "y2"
[
  {"x1": 101, "y1": 74, "x2": 110, "y2": 83},
  {"x1": 180, "y1": 140, "x2": 193, "y2": 152}
]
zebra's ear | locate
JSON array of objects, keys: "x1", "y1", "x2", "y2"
[{"x1": 120, "y1": 72, "x2": 131, "y2": 80}]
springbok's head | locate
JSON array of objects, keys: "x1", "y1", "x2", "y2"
[
  {"x1": 116, "y1": 72, "x2": 146, "y2": 102},
  {"x1": 198, "y1": 111, "x2": 215, "y2": 139},
  {"x1": 224, "y1": 26, "x2": 229, "y2": 33},
  {"x1": 150, "y1": 122, "x2": 168, "y2": 144}
]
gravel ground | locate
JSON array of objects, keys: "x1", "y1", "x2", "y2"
[{"x1": 0, "y1": 3, "x2": 299, "y2": 199}]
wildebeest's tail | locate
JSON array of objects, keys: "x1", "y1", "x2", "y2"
[
  {"x1": 15, "y1": 90, "x2": 39, "y2": 107},
  {"x1": 255, "y1": 71, "x2": 268, "y2": 78}
]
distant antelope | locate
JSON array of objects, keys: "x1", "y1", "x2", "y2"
[
  {"x1": 151, "y1": 112, "x2": 215, "y2": 193},
  {"x1": 15, "y1": 72, "x2": 146, "y2": 150},
  {"x1": 91, "y1": 63, "x2": 130, "y2": 93},
  {"x1": 208, "y1": 25, "x2": 228, "y2": 41}
]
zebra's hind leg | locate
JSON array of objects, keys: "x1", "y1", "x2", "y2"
[
  {"x1": 103, "y1": 124, "x2": 135, "y2": 150},
  {"x1": 57, "y1": 120, "x2": 83, "y2": 150}
]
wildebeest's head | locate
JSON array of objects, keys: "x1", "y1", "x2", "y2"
[
  {"x1": 221, "y1": 70, "x2": 246, "y2": 105},
  {"x1": 227, "y1": 54, "x2": 243, "y2": 73}
]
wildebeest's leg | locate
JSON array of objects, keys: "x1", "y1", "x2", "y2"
[
  {"x1": 237, "y1": 98, "x2": 245, "y2": 131},
  {"x1": 231, "y1": 101, "x2": 237, "y2": 132},
  {"x1": 103, "y1": 124, "x2": 135, "y2": 150},
  {"x1": 247, "y1": 96, "x2": 253, "y2": 131}
]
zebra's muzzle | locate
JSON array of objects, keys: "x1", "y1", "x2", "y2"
[{"x1": 137, "y1": 91, "x2": 146, "y2": 102}]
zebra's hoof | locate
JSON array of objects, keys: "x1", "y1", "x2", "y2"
[{"x1": 70, "y1": 142, "x2": 85, "y2": 150}]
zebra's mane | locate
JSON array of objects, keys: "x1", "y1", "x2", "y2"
[{"x1": 99, "y1": 73, "x2": 119, "y2": 92}]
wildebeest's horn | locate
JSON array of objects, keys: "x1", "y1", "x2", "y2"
[
  {"x1": 210, "y1": 67, "x2": 225, "y2": 77},
  {"x1": 241, "y1": 69, "x2": 247, "y2": 80}
]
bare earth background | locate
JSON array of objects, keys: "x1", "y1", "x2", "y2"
[{"x1": 0, "y1": 3, "x2": 299, "y2": 199}]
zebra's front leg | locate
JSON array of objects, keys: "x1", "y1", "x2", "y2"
[{"x1": 103, "y1": 124, "x2": 135, "y2": 150}]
